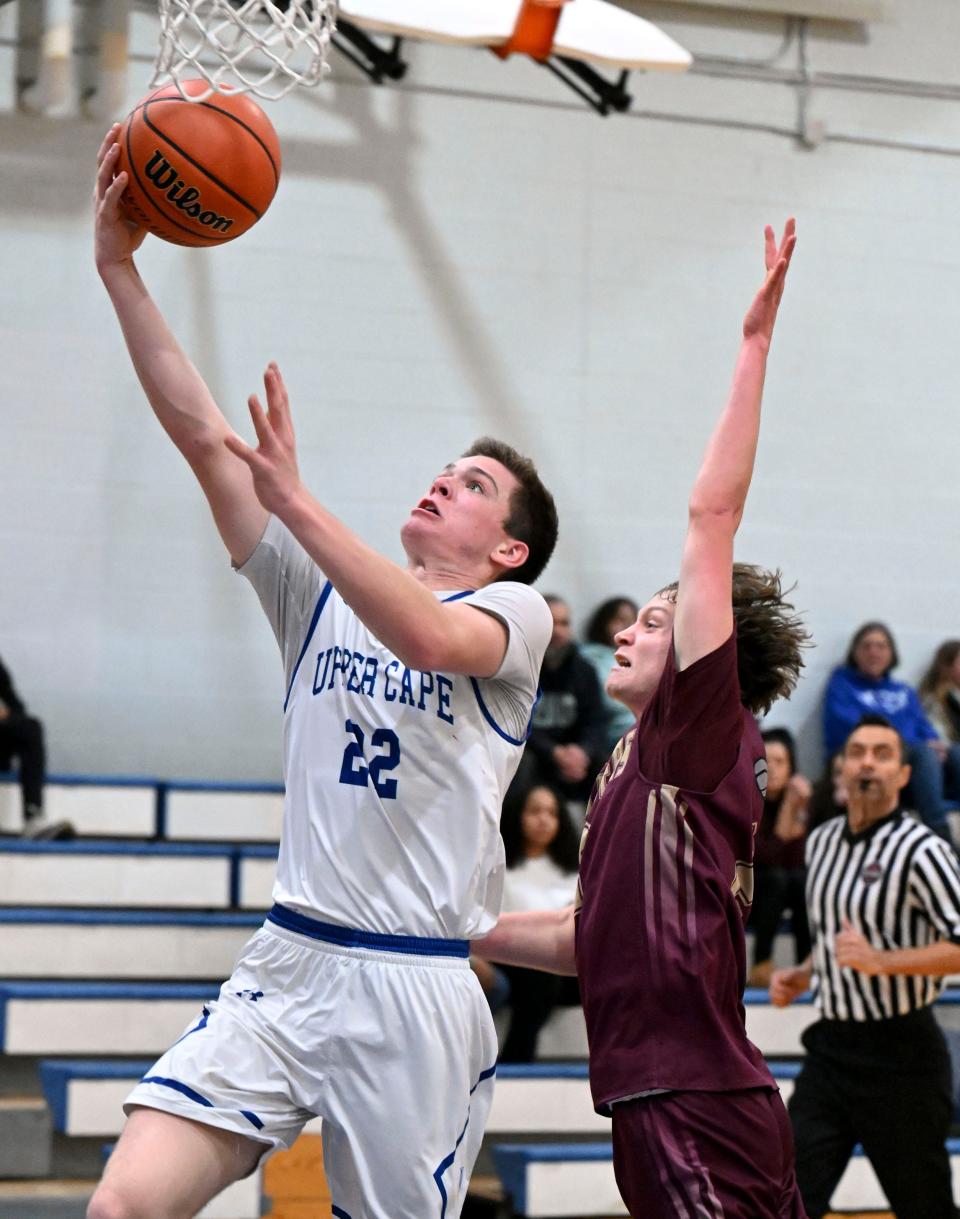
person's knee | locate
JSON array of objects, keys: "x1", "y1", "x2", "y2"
[
  {"x1": 88, "y1": 1185, "x2": 192, "y2": 1219},
  {"x1": 87, "y1": 1186, "x2": 143, "y2": 1219}
]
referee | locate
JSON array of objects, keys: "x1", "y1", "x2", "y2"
[{"x1": 770, "y1": 713, "x2": 960, "y2": 1219}]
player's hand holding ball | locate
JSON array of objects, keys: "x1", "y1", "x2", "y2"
[{"x1": 94, "y1": 125, "x2": 148, "y2": 270}]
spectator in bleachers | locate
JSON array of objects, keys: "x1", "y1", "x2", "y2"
[
  {"x1": 807, "y1": 748, "x2": 848, "y2": 831},
  {"x1": 581, "y1": 597, "x2": 640, "y2": 754},
  {"x1": 0, "y1": 655, "x2": 52, "y2": 837},
  {"x1": 748, "y1": 728, "x2": 811, "y2": 987},
  {"x1": 497, "y1": 783, "x2": 581, "y2": 1062},
  {"x1": 771, "y1": 715, "x2": 960, "y2": 1219},
  {"x1": 919, "y1": 639, "x2": 960, "y2": 746},
  {"x1": 514, "y1": 595, "x2": 607, "y2": 805},
  {"x1": 823, "y1": 621, "x2": 955, "y2": 842}
]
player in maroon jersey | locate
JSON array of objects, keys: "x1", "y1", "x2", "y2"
[{"x1": 475, "y1": 221, "x2": 809, "y2": 1218}]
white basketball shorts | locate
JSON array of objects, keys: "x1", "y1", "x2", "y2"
[{"x1": 124, "y1": 905, "x2": 499, "y2": 1219}]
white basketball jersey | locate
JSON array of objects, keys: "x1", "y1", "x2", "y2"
[{"x1": 239, "y1": 517, "x2": 552, "y2": 939}]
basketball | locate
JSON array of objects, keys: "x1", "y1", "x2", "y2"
[{"x1": 116, "y1": 79, "x2": 281, "y2": 247}]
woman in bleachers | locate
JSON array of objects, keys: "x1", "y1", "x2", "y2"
[
  {"x1": 497, "y1": 783, "x2": 581, "y2": 1062},
  {"x1": 919, "y1": 639, "x2": 960, "y2": 745},
  {"x1": 823, "y1": 621, "x2": 956, "y2": 841},
  {"x1": 748, "y1": 728, "x2": 811, "y2": 988},
  {"x1": 581, "y1": 597, "x2": 639, "y2": 755}
]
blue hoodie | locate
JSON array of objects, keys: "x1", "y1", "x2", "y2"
[{"x1": 823, "y1": 665, "x2": 938, "y2": 754}]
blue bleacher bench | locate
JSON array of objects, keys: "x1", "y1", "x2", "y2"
[{"x1": 493, "y1": 1138, "x2": 960, "y2": 1217}]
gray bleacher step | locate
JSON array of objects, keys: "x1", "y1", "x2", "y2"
[
  {"x1": 0, "y1": 1180, "x2": 96, "y2": 1219},
  {"x1": 50, "y1": 1132, "x2": 114, "y2": 1181},
  {"x1": 0, "y1": 1096, "x2": 51, "y2": 1177},
  {"x1": 0, "y1": 1053, "x2": 41, "y2": 1096}
]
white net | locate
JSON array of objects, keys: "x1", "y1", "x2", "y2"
[{"x1": 152, "y1": 0, "x2": 337, "y2": 102}]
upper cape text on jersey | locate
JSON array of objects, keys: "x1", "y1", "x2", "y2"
[{"x1": 312, "y1": 644, "x2": 455, "y2": 723}]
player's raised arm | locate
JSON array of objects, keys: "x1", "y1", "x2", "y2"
[
  {"x1": 94, "y1": 126, "x2": 268, "y2": 566},
  {"x1": 673, "y1": 221, "x2": 796, "y2": 672}
]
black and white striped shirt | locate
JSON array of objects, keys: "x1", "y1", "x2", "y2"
[{"x1": 806, "y1": 810, "x2": 960, "y2": 1021}]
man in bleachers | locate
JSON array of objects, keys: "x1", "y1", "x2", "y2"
[
  {"x1": 0, "y1": 655, "x2": 52, "y2": 837},
  {"x1": 771, "y1": 714, "x2": 960, "y2": 1219},
  {"x1": 514, "y1": 595, "x2": 607, "y2": 806}
]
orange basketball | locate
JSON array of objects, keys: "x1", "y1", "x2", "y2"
[{"x1": 117, "y1": 79, "x2": 281, "y2": 247}]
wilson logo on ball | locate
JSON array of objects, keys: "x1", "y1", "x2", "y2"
[{"x1": 143, "y1": 150, "x2": 235, "y2": 234}]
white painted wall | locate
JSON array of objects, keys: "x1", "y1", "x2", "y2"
[{"x1": 1, "y1": 2, "x2": 958, "y2": 781}]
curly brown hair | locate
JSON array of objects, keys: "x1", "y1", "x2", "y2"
[{"x1": 659, "y1": 564, "x2": 809, "y2": 715}]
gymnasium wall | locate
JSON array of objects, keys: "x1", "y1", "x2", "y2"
[{"x1": 1, "y1": 1, "x2": 958, "y2": 781}]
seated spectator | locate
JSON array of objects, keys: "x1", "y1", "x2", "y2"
[
  {"x1": 497, "y1": 783, "x2": 581, "y2": 1062},
  {"x1": 514, "y1": 595, "x2": 607, "y2": 806},
  {"x1": 580, "y1": 596, "x2": 639, "y2": 754},
  {"x1": 823, "y1": 622, "x2": 956, "y2": 841},
  {"x1": 0, "y1": 656, "x2": 64, "y2": 838},
  {"x1": 748, "y1": 728, "x2": 811, "y2": 987},
  {"x1": 807, "y1": 749, "x2": 847, "y2": 831},
  {"x1": 919, "y1": 640, "x2": 960, "y2": 745}
]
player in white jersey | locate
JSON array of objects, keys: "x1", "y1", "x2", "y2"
[{"x1": 89, "y1": 128, "x2": 558, "y2": 1219}]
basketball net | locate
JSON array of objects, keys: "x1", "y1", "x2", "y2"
[{"x1": 152, "y1": 0, "x2": 337, "y2": 102}]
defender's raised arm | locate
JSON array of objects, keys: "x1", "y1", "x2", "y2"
[{"x1": 674, "y1": 220, "x2": 796, "y2": 673}]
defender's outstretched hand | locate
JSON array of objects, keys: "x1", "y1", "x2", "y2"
[
  {"x1": 224, "y1": 363, "x2": 304, "y2": 518},
  {"x1": 94, "y1": 125, "x2": 147, "y2": 270},
  {"x1": 742, "y1": 218, "x2": 796, "y2": 345}
]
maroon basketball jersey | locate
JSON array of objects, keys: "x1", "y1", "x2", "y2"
[{"x1": 575, "y1": 633, "x2": 774, "y2": 1113}]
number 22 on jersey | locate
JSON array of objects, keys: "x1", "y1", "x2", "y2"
[{"x1": 338, "y1": 719, "x2": 401, "y2": 799}]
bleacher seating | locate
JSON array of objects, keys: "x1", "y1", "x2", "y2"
[
  {"x1": 2, "y1": 774, "x2": 959, "y2": 1218},
  {"x1": 164, "y1": 782, "x2": 283, "y2": 843},
  {"x1": 0, "y1": 775, "x2": 156, "y2": 838},
  {"x1": 0, "y1": 910, "x2": 261, "y2": 979},
  {"x1": 492, "y1": 1140, "x2": 960, "y2": 1218}
]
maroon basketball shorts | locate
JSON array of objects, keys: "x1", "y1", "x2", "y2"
[{"x1": 610, "y1": 1086, "x2": 807, "y2": 1219}]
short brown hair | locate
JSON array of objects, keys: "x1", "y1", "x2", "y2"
[
  {"x1": 462, "y1": 438, "x2": 558, "y2": 585},
  {"x1": 845, "y1": 714, "x2": 907, "y2": 763},
  {"x1": 660, "y1": 564, "x2": 809, "y2": 715}
]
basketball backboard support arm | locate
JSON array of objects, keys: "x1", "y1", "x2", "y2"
[
  {"x1": 542, "y1": 57, "x2": 632, "y2": 116},
  {"x1": 330, "y1": 22, "x2": 635, "y2": 115},
  {"x1": 333, "y1": 20, "x2": 408, "y2": 85}
]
